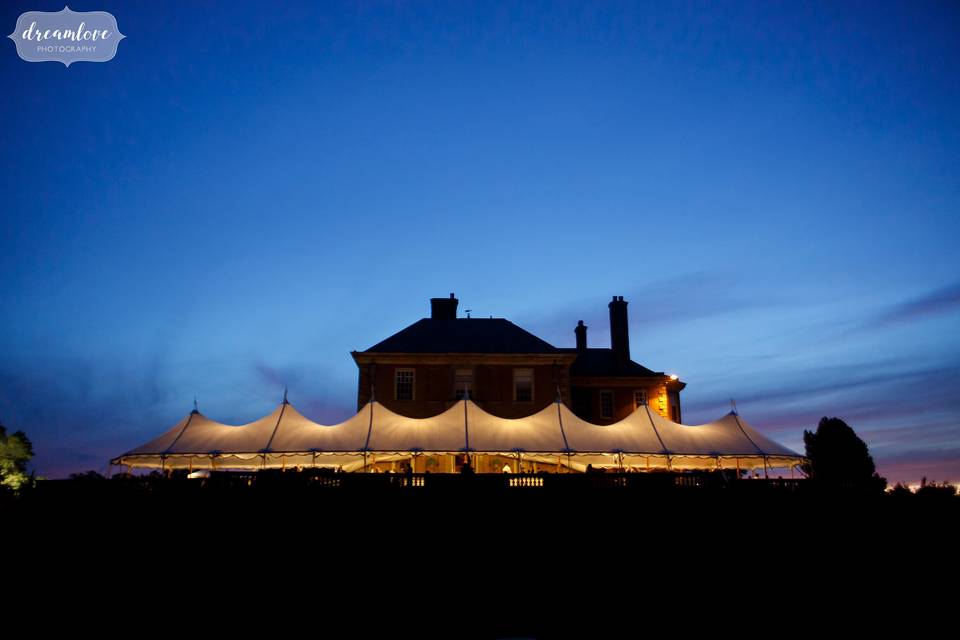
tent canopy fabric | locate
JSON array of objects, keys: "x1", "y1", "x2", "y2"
[{"x1": 113, "y1": 399, "x2": 805, "y2": 472}]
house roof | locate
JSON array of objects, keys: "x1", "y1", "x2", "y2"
[
  {"x1": 362, "y1": 318, "x2": 561, "y2": 354},
  {"x1": 559, "y1": 348, "x2": 664, "y2": 378}
]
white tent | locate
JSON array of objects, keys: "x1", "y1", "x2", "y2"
[{"x1": 112, "y1": 398, "x2": 805, "y2": 473}]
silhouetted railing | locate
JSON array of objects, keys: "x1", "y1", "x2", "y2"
[
  {"x1": 15, "y1": 470, "x2": 818, "y2": 515},
  {"x1": 507, "y1": 475, "x2": 545, "y2": 487},
  {"x1": 31, "y1": 470, "x2": 808, "y2": 499}
]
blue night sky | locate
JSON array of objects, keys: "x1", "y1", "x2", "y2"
[{"x1": 2, "y1": 1, "x2": 958, "y2": 483}]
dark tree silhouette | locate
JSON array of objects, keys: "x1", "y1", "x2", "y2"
[
  {"x1": 69, "y1": 470, "x2": 107, "y2": 481},
  {"x1": 916, "y1": 477, "x2": 957, "y2": 500},
  {"x1": 803, "y1": 417, "x2": 886, "y2": 494},
  {"x1": 888, "y1": 482, "x2": 914, "y2": 499}
]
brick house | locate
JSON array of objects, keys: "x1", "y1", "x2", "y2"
[{"x1": 351, "y1": 294, "x2": 684, "y2": 424}]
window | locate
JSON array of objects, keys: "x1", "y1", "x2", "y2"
[
  {"x1": 513, "y1": 368, "x2": 533, "y2": 402},
  {"x1": 634, "y1": 389, "x2": 647, "y2": 409},
  {"x1": 395, "y1": 368, "x2": 414, "y2": 401},
  {"x1": 600, "y1": 391, "x2": 614, "y2": 419},
  {"x1": 455, "y1": 369, "x2": 473, "y2": 400},
  {"x1": 669, "y1": 391, "x2": 681, "y2": 423}
]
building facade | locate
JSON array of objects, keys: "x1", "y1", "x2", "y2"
[{"x1": 351, "y1": 294, "x2": 685, "y2": 424}]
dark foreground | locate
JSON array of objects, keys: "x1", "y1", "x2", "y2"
[
  {"x1": 8, "y1": 471, "x2": 957, "y2": 637},
  {"x1": 12, "y1": 469, "x2": 957, "y2": 537}
]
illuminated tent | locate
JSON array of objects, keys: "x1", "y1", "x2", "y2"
[{"x1": 112, "y1": 398, "x2": 805, "y2": 474}]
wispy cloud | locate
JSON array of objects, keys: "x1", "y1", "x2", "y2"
[
  {"x1": 252, "y1": 361, "x2": 355, "y2": 420},
  {"x1": 742, "y1": 364, "x2": 957, "y2": 409},
  {"x1": 520, "y1": 270, "x2": 784, "y2": 347},
  {"x1": 862, "y1": 280, "x2": 960, "y2": 330}
]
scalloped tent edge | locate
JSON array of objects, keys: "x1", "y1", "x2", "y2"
[{"x1": 110, "y1": 398, "x2": 806, "y2": 473}]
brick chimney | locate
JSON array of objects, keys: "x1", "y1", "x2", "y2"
[
  {"x1": 609, "y1": 295, "x2": 629, "y2": 368},
  {"x1": 575, "y1": 320, "x2": 587, "y2": 351},
  {"x1": 430, "y1": 293, "x2": 458, "y2": 320}
]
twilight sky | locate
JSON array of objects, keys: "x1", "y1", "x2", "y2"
[{"x1": 1, "y1": 1, "x2": 958, "y2": 483}]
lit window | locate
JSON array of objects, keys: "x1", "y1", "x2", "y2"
[
  {"x1": 395, "y1": 369, "x2": 414, "y2": 401},
  {"x1": 634, "y1": 390, "x2": 647, "y2": 409},
  {"x1": 600, "y1": 391, "x2": 614, "y2": 419},
  {"x1": 455, "y1": 369, "x2": 473, "y2": 400},
  {"x1": 513, "y1": 369, "x2": 533, "y2": 402}
]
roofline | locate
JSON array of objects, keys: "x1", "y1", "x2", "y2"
[
  {"x1": 352, "y1": 351, "x2": 578, "y2": 366},
  {"x1": 571, "y1": 374, "x2": 686, "y2": 390}
]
